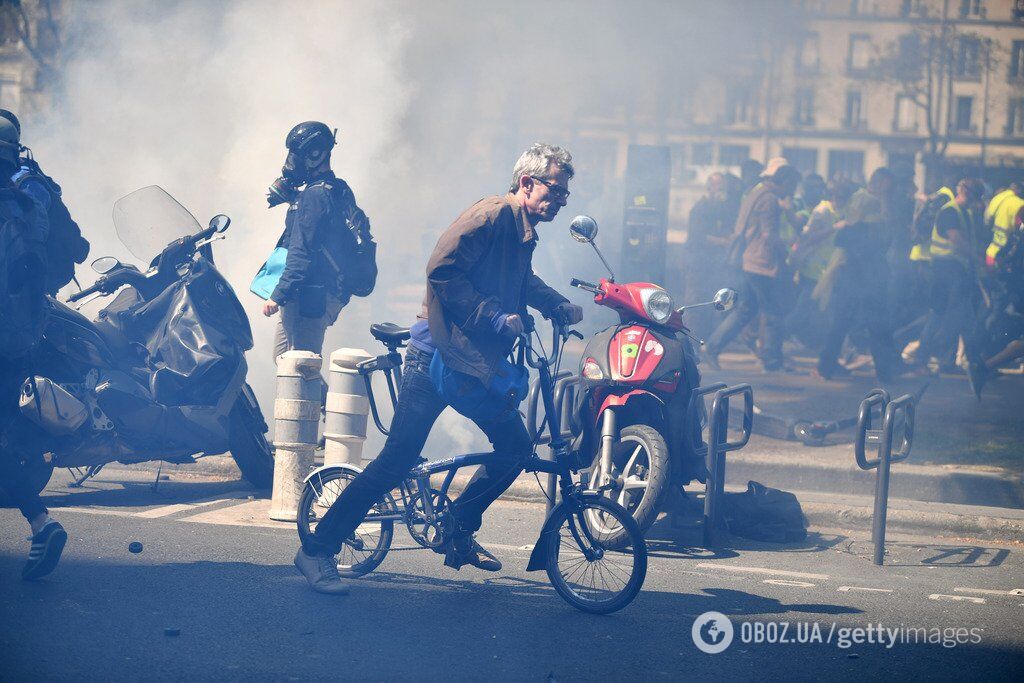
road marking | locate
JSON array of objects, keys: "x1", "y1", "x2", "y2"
[
  {"x1": 837, "y1": 586, "x2": 894, "y2": 594},
  {"x1": 133, "y1": 497, "x2": 236, "y2": 519},
  {"x1": 954, "y1": 587, "x2": 1024, "y2": 597},
  {"x1": 49, "y1": 506, "x2": 138, "y2": 518},
  {"x1": 763, "y1": 579, "x2": 816, "y2": 587},
  {"x1": 929, "y1": 594, "x2": 986, "y2": 604},
  {"x1": 695, "y1": 563, "x2": 829, "y2": 580}
]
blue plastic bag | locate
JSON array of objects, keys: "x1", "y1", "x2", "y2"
[
  {"x1": 429, "y1": 350, "x2": 529, "y2": 422},
  {"x1": 250, "y1": 246, "x2": 287, "y2": 300}
]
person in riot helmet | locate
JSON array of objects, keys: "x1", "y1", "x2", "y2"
[
  {"x1": 293, "y1": 143, "x2": 583, "y2": 594},
  {"x1": 0, "y1": 115, "x2": 68, "y2": 580},
  {"x1": 263, "y1": 121, "x2": 372, "y2": 361},
  {"x1": 0, "y1": 110, "x2": 89, "y2": 296}
]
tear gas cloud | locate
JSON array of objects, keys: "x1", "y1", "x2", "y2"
[{"x1": 25, "y1": 0, "x2": 772, "y2": 456}]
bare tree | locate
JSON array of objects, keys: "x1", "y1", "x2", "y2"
[{"x1": 0, "y1": 0, "x2": 63, "y2": 79}]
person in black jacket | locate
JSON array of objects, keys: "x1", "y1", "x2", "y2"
[{"x1": 263, "y1": 121, "x2": 370, "y2": 361}]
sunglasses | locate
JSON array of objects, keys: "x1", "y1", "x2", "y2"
[{"x1": 530, "y1": 176, "x2": 570, "y2": 201}]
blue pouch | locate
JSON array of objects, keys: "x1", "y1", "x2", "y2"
[
  {"x1": 250, "y1": 246, "x2": 288, "y2": 300},
  {"x1": 429, "y1": 350, "x2": 529, "y2": 422}
]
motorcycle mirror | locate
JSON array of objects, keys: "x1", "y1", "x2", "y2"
[
  {"x1": 91, "y1": 256, "x2": 121, "y2": 274},
  {"x1": 713, "y1": 288, "x2": 738, "y2": 311},
  {"x1": 209, "y1": 214, "x2": 231, "y2": 233},
  {"x1": 569, "y1": 215, "x2": 598, "y2": 243}
]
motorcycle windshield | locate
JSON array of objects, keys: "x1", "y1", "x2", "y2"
[{"x1": 112, "y1": 186, "x2": 201, "y2": 261}]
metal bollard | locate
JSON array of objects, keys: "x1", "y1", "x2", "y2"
[
  {"x1": 269, "y1": 351, "x2": 323, "y2": 522},
  {"x1": 324, "y1": 348, "x2": 372, "y2": 466}
]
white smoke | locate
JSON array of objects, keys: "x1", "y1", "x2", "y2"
[{"x1": 23, "y1": 0, "x2": 768, "y2": 457}]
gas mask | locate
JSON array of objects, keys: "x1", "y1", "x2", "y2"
[{"x1": 267, "y1": 121, "x2": 336, "y2": 207}]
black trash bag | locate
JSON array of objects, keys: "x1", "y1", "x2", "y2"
[{"x1": 723, "y1": 481, "x2": 807, "y2": 543}]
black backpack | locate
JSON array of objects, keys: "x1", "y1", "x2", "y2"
[
  {"x1": 320, "y1": 179, "x2": 377, "y2": 298},
  {"x1": 911, "y1": 191, "x2": 949, "y2": 247},
  {"x1": 723, "y1": 481, "x2": 808, "y2": 543},
  {"x1": 13, "y1": 158, "x2": 89, "y2": 295},
  {"x1": 0, "y1": 186, "x2": 49, "y2": 356}
]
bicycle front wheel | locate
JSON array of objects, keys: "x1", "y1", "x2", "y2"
[
  {"x1": 544, "y1": 496, "x2": 647, "y2": 614},
  {"x1": 297, "y1": 468, "x2": 395, "y2": 577}
]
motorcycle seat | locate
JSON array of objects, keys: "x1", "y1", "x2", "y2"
[{"x1": 370, "y1": 322, "x2": 411, "y2": 346}]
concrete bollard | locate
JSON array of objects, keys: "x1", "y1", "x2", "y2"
[
  {"x1": 324, "y1": 348, "x2": 372, "y2": 466},
  {"x1": 269, "y1": 350, "x2": 323, "y2": 522}
]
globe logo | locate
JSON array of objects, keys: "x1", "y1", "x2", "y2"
[{"x1": 692, "y1": 611, "x2": 734, "y2": 654}]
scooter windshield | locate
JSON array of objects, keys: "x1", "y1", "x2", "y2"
[{"x1": 112, "y1": 186, "x2": 202, "y2": 261}]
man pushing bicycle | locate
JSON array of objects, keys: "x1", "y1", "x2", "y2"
[{"x1": 295, "y1": 143, "x2": 584, "y2": 594}]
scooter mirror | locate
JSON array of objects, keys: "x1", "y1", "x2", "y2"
[
  {"x1": 713, "y1": 288, "x2": 738, "y2": 311},
  {"x1": 569, "y1": 215, "x2": 598, "y2": 243},
  {"x1": 91, "y1": 256, "x2": 121, "y2": 274},
  {"x1": 209, "y1": 214, "x2": 231, "y2": 233}
]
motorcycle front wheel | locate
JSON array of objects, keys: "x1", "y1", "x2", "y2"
[
  {"x1": 227, "y1": 399, "x2": 275, "y2": 489},
  {"x1": 585, "y1": 424, "x2": 670, "y2": 546}
]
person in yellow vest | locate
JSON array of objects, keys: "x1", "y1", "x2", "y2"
[
  {"x1": 915, "y1": 178, "x2": 986, "y2": 372},
  {"x1": 984, "y1": 181, "x2": 1023, "y2": 267},
  {"x1": 787, "y1": 178, "x2": 854, "y2": 349}
]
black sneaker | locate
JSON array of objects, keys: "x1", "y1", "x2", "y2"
[
  {"x1": 22, "y1": 520, "x2": 67, "y2": 581},
  {"x1": 444, "y1": 535, "x2": 502, "y2": 572}
]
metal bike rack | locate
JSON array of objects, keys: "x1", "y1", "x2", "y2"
[
  {"x1": 687, "y1": 382, "x2": 755, "y2": 546},
  {"x1": 526, "y1": 371, "x2": 577, "y2": 513},
  {"x1": 854, "y1": 388, "x2": 916, "y2": 566}
]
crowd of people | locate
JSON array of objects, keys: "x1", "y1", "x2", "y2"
[{"x1": 682, "y1": 156, "x2": 1024, "y2": 393}]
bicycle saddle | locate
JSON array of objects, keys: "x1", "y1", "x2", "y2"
[{"x1": 370, "y1": 322, "x2": 411, "y2": 346}]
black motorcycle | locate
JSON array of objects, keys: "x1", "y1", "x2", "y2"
[{"x1": 4, "y1": 185, "x2": 273, "y2": 496}]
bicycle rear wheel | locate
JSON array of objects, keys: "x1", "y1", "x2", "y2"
[
  {"x1": 544, "y1": 496, "x2": 647, "y2": 614},
  {"x1": 297, "y1": 469, "x2": 395, "y2": 577}
]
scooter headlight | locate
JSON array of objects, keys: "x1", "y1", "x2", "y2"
[{"x1": 640, "y1": 287, "x2": 674, "y2": 324}]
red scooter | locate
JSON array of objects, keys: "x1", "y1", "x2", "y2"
[{"x1": 565, "y1": 216, "x2": 736, "y2": 541}]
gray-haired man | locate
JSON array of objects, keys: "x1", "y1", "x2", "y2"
[{"x1": 294, "y1": 143, "x2": 583, "y2": 594}]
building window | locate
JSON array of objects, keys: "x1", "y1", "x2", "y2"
[
  {"x1": 954, "y1": 37, "x2": 981, "y2": 79},
  {"x1": 959, "y1": 0, "x2": 985, "y2": 18},
  {"x1": 888, "y1": 152, "x2": 916, "y2": 180},
  {"x1": 1008, "y1": 98, "x2": 1024, "y2": 136},
  {"x1": 1015, "y1": 0, "x2": 1024, "y2": 20},
  {"x1": 691, "y1": 142, "x2": 714, "y2": 166},
  {"x1": 828, "y1": 150, "x2": 865, "y2": 183},
  {"x1": 954, "y1": 96, "x2": 973, "y2": 132},
  {"x1": 719, "y1": 144, "x2": 751, "y2": 167},
  {"x1": 894, "y1": 95, "x2": 917, "y2": 132},
  {"x1": 782, "y1": 147, "x2": 818, "y2": 175},
  {"x1": 725, "y1": 86, "x2": 754, "y2": 125},
  {"x1": 796, "y1": 33, "x2": 820, "y2": 73},
  {"x1": 847, "y1": 34, "x2": 872, "y2": 73},
  {"x1": 793, "y1": 88, "x2": 815, "y2": 126},
  {"x1": 844, "y1": 90, "x2": 863, "y2": 129},
  {"x1": 1010, "y1": 41, "x2": 1024, "y2": 80},
  {"x1": 901, "y1": 0, "x2": 928, "y2": 16}
]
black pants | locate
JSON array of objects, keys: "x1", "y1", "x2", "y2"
[
  {"x1": 305, "y1": 346, "x2": 532, "y2": 557},
  {"x1": 707, "y1": 271, "x2": 785, "y2": 368},
  {"x1": 818, "y1": 267, "x2": 899, "y2": 379},
  {"x1": 0, "y1": 359, "x2": 47, "y2": 522},
  {"x1": 919, "y1": 258, "x2": 977, "y2": 366}
]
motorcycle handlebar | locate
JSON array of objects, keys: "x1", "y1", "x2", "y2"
[
  {"x1": 570, "y1": 278, "x2": 601, "y2": 293},
  {"x1": 67, "y1": 280, "x2": 104, "y2": 303}
]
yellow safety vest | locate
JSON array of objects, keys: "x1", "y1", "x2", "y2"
[
  {"x1": 910, "y1": 186, "x2": 955, "y2": 262},
  {"x1": 930, "y1": 199, "x2": 971, "y2": 259},
  {"x1": 985, "y1": 190, "x2": 1024, "y2": 261}
]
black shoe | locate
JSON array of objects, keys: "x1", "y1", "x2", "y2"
[
  {"x1": 444, "y1": 535, "x2": 502, "y2": 572},
  {"x1": 22, "y1": 520, "x2": 67, "y2": 581},
  {"x1": 967, "y1": 362, "x2": 990, "y2": 401},
  {"x1": 816, "y1": 363, "x2": 850, "y2": 380}
]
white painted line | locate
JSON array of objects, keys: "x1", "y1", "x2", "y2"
[
  {"x1": 837, "y1": 586, "x2": 894, "y2": 594},
  {"x1": 763, "y1": 579, "x2": 816, "y2": 588},
  {"x1": 133, "y1": 493, "x2": 248, "y2": 519},
  {"x1": 954, "y1": 587, "x2": 1024, "y2": 597},
  {"x1": 695, "y1": 563, "x2": 829, "y2": 580},
  {"x1": 50, "y1": 506, "x2": 138, "y2": 518},
  {"x1": 929, "y1": 594, "x2": 986, "y2": 604}
]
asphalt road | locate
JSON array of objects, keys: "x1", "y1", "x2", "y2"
[{"x1": 2, "y1": 468, "x2": 1022, "y2": 681}]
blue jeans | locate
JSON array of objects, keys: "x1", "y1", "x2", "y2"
[{"x1": 305, "y1": 345, "x2": 531, "y2": 556}]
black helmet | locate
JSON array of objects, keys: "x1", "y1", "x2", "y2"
[
  {"x1": 285, "y1": 121, "x2": 336, "y2": 156},
  {"x1": 0, "y1": 117, "x2": 20, "y2": 169},
  {"x1": 0, "y1": 109, "x2": 20, "y2": 136}
]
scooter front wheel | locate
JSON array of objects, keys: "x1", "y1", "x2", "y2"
[{"x1": 585, "y1": 424, "x2": 670, "y2": 546}]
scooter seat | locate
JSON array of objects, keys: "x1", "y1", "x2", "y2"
[{"x1": 370, "y1": 322, "x2": 411, "y2": 346}]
